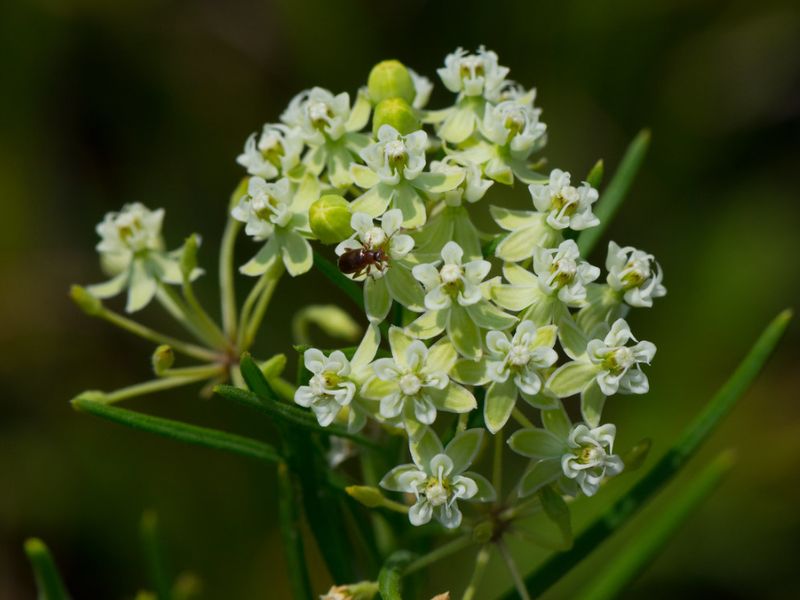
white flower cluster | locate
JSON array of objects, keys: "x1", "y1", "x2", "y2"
[{"x1": 81, "y1": 48, "x2": 666, "y2": 531}]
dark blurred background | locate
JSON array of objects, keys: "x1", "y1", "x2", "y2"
[{"x1": 1, "y1": 0, "x2": 798, "y2": 598}]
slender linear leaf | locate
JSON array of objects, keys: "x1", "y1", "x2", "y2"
[
  {"x1": 379, "y1": 550, "x2": 415, "y2": 600},
  {"x1": 277, "y1": 463, "x2": 313, "y2": 600},
  {"x1": 214, "y1": 383, "x2": 380, "y2": 450},
  {"x1": 24, "y1": 538, "x2": 70, "y2": 600},
  {"x1": 313, "y1": 251, "x2": 364, "y2": 309},
  {"x1": 576, "y1": 451, "x2": 734, "y2": 600},
  {"x1": 140, "y1": 511, "x2": 172, "y2": 600},
  {"x1": 72, "y1": 396, "x2": 282, "y2": 464},
  {"x1": 500, "y1": 309, "x2": 791, "y2": 599},
  {"x1": 577, "y1": 130, "x2": 650, "y2": 257}
]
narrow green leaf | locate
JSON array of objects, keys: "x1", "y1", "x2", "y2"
[
  {"x1": 500, "y1": 309, "x2": 791, "y2": 599},
  {"x1": 586, "y1": 159, "x2": 604, "y2": 189},
  {"x1": 576, "y1": 451, "x2": 735, "y2": 600},
  {"x1": 313, "y1": 250, "x2": 364, "y2": 309},
  {"x1": 277, "y1": 462, "x2": 313, "y2": 600},
  {"x1": 24, "y1": 538, "x2": 70, "y2": 600},
  {"x1": 239, "y1": 353, "x2": 277, "y2": 400},
  {"x1": 140, "y1": 511, "x2": 172, "y2": 600},
  {"x1": 214, "y1": 384, "x2": 381, "y2": 450},
  {"x1": 378, "y1": 550, "x2": 415, "y2": 600},
  {"x1": 577, "y1": 129, "x2": 650, "y2": 257},
  {"x1": 71, "y1": 395, "x2": 282, "y2": 464}
]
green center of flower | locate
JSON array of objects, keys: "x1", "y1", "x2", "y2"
[
  {"x1": 322, "y1": 371, "x2": 343, "y2": 388},
  {"x1": 551, "y1": 191, "x2": 578, "y2": 216},
  {"x1": 385, "y1": 140, "x2": 408, "y2": 172},
  {"x1": 549, "y1": 258, "x2": 577, "y2": 288},
  {"x1": 399, "y1": 373, "x2": 422, "y2": 396},
  {"x1": 602, "y1": 347, "x2": 635, "y2": 374},
  {"x1": 504, "y1": 110, "x2": 526, "y2": 137},
  {"x1": 460, "y1": 57, "x2": 485, "y2": 79},
  {"x1": 423, "y1": 477, "x2": 451, "y2": 506},
  {"x1": 260, "y1": 136, "x2": 285, "y2": 168},
  {"x1": 621, "y1": 261, "x2": 648, "y2": 288},
  {"x1": 576, "y1": 446, "x2": 602, "y2": 465},
  {"x1": 308, "y1": 101, "x2": 333, "y2": 129}
]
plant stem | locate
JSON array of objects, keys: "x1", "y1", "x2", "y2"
[
  {"x1": 497, "y1": 539, "x2": 531, "y2": 600},
  {"x1": 101, "y1": 371, "x2": 222, "y2": 404},
  {"x1": 511, "y1": 408, "x2": 534, "y2": 429},
  {"x1": 24, "y1": 538, "x2": 70, "y2": 600},
  {"x1": 277, "y1": 462, "x2": 313, "y2": 600},
  {"x1": 237, "y1": 270, "x2": 270, "y2": 342},
  {"x1": 241, "y1": 264, "x2": 283, "y2": 351},
  {"x1": 182, "y1": 273, "x2": 230, "y2": 350},
  {"x1": 219, "y1": 215, "x2": 242, "y2": 340},
  {"x1": 139, "y1": 511, "x2": 172, "y2": 600},
  {"x1": 155, "y1": 286, "x2": 217, "y2": 347},
  {"x1": 493, "y1": 429, "x2": 504, "y2": 502},
  {"x1": 462, "y1": 545, "x2": 491, "y2": 600},
  {"x1": 96, "y1": 307, "x2": 218, "y2": 362},
  {"x1": 404, "y1": 534, "x2": 474, "y2": 575}
]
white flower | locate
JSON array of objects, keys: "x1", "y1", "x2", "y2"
[
  {"x1": 362, "y1": 327, "x2": 475, "y2": 426},
  {"x1": 437, "y1": 46, "x2": 509, "y2": 100},
  {"x1": 408, "y1": 67, "x2": 433, "y2": 109},
  {"x1": 295, "y1": 349, "x2": 356, "y2": 427},
  {"x1": 586, "y1": 319, "x2": 656, "y2": 396},
  {"x1": 236, "y1": 124, "x2": 304, "y2": 179},
  {"x1": 335, "y1": 210, "x2": 424, "y2": 323},
  {"x1": 482, "y1": 97, "x2": 546, "y2": 155},
  {"x1": 606, "y1": 242, "x2": 666, "y2": 308},
  {"x1": 561, "y1": 423, "x2": 624, "y2": 497},
  {"x1": 231, "y1": 177, "x2": 295, "y2": 240},
  {"x1": 281, "y1": 87, "x2": 352, "y2": 145},
  {"x1": 412, "y1": 242, "x2": 491, "y2": 310},
  {"x1": 359, "y1": 126, "x2": 428, "y2": 185},
  {"x1": 380, "y1": 428, "x2": 495, "y2": 529},
  {"x1": 294, "y1": 326, "x2": 380, "y2": 432},
  {"x1": 486, "y1": 321, "x2": 559, "y2": 395},
  {"x1": 532, "y1": 239, "x2": 600, "y2": 306},
  {"x1": 529, "y1": 169, "x2": 599, "y2": 231},
  {"x1": 430, "y1": 157, "x2": 493, "y2": 205},
  {"x1": 88, "y1": 203, "x2": 193, "y2": 313}
]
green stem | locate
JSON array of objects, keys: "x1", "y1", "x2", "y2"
[
  {"x1": 158, "y1": 364, "x2": 225, "y2": 379},
  {"x1": 220, "y1": 215, "x2": 242, "y2": 340},
  {"x1": 139, "y1": 511, "x2": 172, "y2": 600},
  {"x1": 241, "y1": 264, "x2": 283, "y2": 351},
  {"x1": 96, "y1": 307, "x2": 218, "y2": 362},
  {"x1": 155, "y1": 286, "x2": 217, "y2": 347},
  {"x1": 499, "y1": 309, "x2": 792, "y2": 599},
  {"x1": 277, "y1": 463, "x2": 313, "y2": 600},
  {"x1": 99, "y1": 372, "x2": 221, "y2": 404},
  {"x1": 72, "y1": 396, "x2": 282, "y2": 464},
  {"x1": 497, "y1": 539, "x2": 531, "y2": 600},
  {"x1": 404, "y1": 534, "x2": 474, "y2": 575},
  {"x1": 493, "y1": 429, "x2": 504, "y2": 503},
  {"x1": 462, "y1": 545, "x2": 491, "y2": 600},
  {"x1": 24, "y1": 538, "x2": 70, "y2": 600},
  {"x1": 379, "y1": 551, "x2": 416, "y2": 600},
  {"x1": 511, "y1": 407, "x2": 534, "y2": 429},
  {"x1": 237, "y1": 271, "x2": 270, "y2": 343},
  {"x1": 182, "y1": 274, "x2": 230, "y2": 350}
]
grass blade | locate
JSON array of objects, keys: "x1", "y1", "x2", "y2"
[
  {"x1": 577, "y1": 129, "x2": 650, "y2": 257},
  {"x1": 277, "y1": 463, "x2": 313, "y2": 600},
  {"x1": 24, "y1": 538, "x2": 70, "y2": 600},
  {"x1": 313, "y1": 251, "x2": 363, "y2": 309},
  {"x1": 501, "y1": 308, "x2": 792, "y2": 598},
  {"x1": 576, "y1": 450, "x2": 735, "y2": 600},
  {"x1": 140, "y1": 511, "x2": 172, "y2": 600},
  {"x1": 72, "y1": 395, "x2": 282, "y2": 464}
]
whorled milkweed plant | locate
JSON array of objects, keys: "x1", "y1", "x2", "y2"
[{"x1": 26, "y1": 47, "x2": 790, "y2": 600}]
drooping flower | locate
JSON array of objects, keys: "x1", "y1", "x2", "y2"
[
  {"x1": 546, "y1": 318, "x2": 656, "y2": 426},
  {"x1": 481, "y1": 94, "x2": 546, "y2": 157},
  {"x1": 509, "y1": 416, "x2": 623, "y2": 498},
  {"x1": 236, "y1": 123, "x2": 305, "y2": 180},
  {"x1": 232, "y1": 175, "x2": 319, "y2": 277},
  {"x1": 605, "y1": 242, "x2": 666, "y2": 308},
  {"x1": 335, "y1": 210, "x2": 424, "y2": 323},
  {"x1": 437, "y1": 46, "x2": 509, "y2": 100},
  {"x1": 381, "y1": 427, "x2": 495, "y2": 528},
  {"x1": 87, "y1": 203, "x2": 199, "y2": 313},
  {"x1": 408, "y1": 242, "x2": 516, "y2": 359},
  {"x1": 361, "y1": 327, "x2": 475, "y2": 428},
  {"x1": 482, "y1": 321, "x2": 559, "y2": 432},
  {"x1": 294, "y1": 326, "x2": 380, "y2": 432},
  {"x1": 350, "y1": 125, "x2": 464, "y2": 227}
]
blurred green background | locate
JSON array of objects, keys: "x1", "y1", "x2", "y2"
[{"x1": 1, "y1": 0, "x2": 798, "y2": 598}]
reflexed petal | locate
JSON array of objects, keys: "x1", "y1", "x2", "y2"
[
  {"x1": 494, "y1": 228, "x2": 539, "y2": 262},
  {"x1": 413, "y1": 394, "x2": 437, "y2": 425},
  {"x1": 405, "y1": 310, "x2": 447, "y2": 339},
  {"x1": 351, "y1": 184, "x2": 392, "y2": 217},
  {"x1": 365, "y1": 276, "x2": 392, "y2": 324},
  {"x1": 547, "y1": 361, "x2": 599, "y2": 397},
  {"x1": 466, "y1": 302, "x2": 517, "y2": 330},
  {"x1": 557, "y1": 310, "x2": 589, "y2": 360},
  {"x1": 279, "y1": 231, "x2": 313, "y2": 276},
  {"x1": 394, "y1": 182, "x2": 427, "y2": 228},
  {"x1": 463, "y1": 471, "x2": 496, "y2": 502},
  {"x1": 452, "y1": 358, "x2": 490, "y2": 386},
  {"x1": 447, "y1": 305, "x2": 482, "y2": 360},
  {"x1": 409, "y1": 500, "x2": 433, "y2": 526},
  {"x1": 484, "y1": 378, "x2": 518, "y2": 434},
  {"x1": 580, "y1": 381, "x2": 606, "y2": 427},
  {"x1": 491, "y1": 284, "x2": 537, "y2": 312},
  {"x1": 429, "y1": 453, "x2": 455, "y2": 478},
  {"x1": 518, "y1": 459, "x2": 562, "y2": 497},
  {"x1": 361, "y1": 375, "x2": 396, "y2": 399},
  {"x1": 385, "y1": 266, "x2": 425, "y2": 311},
  {"x1": 126, "y1": 260, "x2": 157, "y2": 313},
  {"x1": 541, "y1": 402, "x2": 572, "y2": 438},
  {"x1": 489, "y1": 206, "x2": 541, "y2": 232},
  {"x1": 351, "y1": 324, "x2": 381, "y2": 374},
  {"x1": 87, "y1": 271, "x2": 129, "y2": 299},
  {"x1": 412, "y1": 170, "x2": 465, "y2": 194},
  {"x1": 411, "y1": 263, "x2": 441, "y2": 289},
  {"x1": 427, "y1": 337, "x2": 458, "y2": 372},
  {"x1": 379, "y1": 391, "x2": 405, "y2": 419},
  {"x1": 387, "y1": 325, "x2": 414, "y2": 365},
  {"x1": 380, "y1": 464, "x2": 426, "y2": 492},
  {"x1": 428, "y1": 383, "x2": 477, "y2": 414},
  {"x1": 503, "y1": 262, "x2": 539, "y2": 287},
  {"x1": 410, "y1": 426, "x2": 444, "y2": 467},
  {"x1": 240, "y1": 238, "x2": 279, "y2": 277},
  {"x1": 508, "y1": 428, "x2": 567, "y2": 459},
  {"x1": 435, "y1": 503, "x2": 462, "y2": 529},
  {"x1": 441, "y1": 241, "x2": 464, "y2": 265},
  {"x1": 445, "y1": 429, "x2": 484, "y2": 474},
  {"x1": 389, "y1": 234, "x2": 415, "y2": 259}
]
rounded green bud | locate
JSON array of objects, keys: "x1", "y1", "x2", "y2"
[
  {"x1": 345, "y1": 485, "x2": 385, "y2": 508},
  {"x1": 472, "y1": 520, "x2": 494, "y2": 544},
  {"x1": 70, "y1": 285, "x2": 103, "y2": 316},
  {"x1": 261, "y1": 353, "x2": 288, "y2": 379},
  {"x1": 152, "y1": 345, "x2": 175, "y2": 374},
  {"x1": 367, "y1": 59, "x2": 415, "y2": 105},
  {"x1": 309, "y1": 194, "x2": 354, "y2": 244},
  {"x1": 372, "y1": 97, "x2": 421, "y2": 136}
]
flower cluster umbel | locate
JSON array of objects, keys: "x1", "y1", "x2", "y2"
[{"x1": 74, "y1": 48, "x2": 665, "y2": 539}]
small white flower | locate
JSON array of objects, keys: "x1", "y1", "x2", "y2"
[
  {"x1": 437, "y1": 46, "x2": 510, "y2": 99},
  {"x1": 430, "y1": 157, "x2": 493, "y2": 205},
  {"x1": 587, "y1": 319, "x2": 656, "y2": 396},
  {"x1": 606, "y1": 242, "x2": 666, "y2": 308},
  {"x1": 529, "y1": 169, "x2": 599, "y2": 231},
  {"x1": 380, "y1": 428, "x2": 495, "y2": 529},
  {"x1": 236, "y1": 124, "x2": 304, "y2": 179},
  {"x1": 412, "y1": 242, "x2": 491, "y2": 310},
  {"x1": 95, "y1": 202, "x2": 164, "y2": 259},
  {"x1": 295, "y1": 349, "x2": 356, "y2": 427},
  {"x1": 561, "y1": 423, "x2": 624, "y2": 496},
  {"x1": 360, "y1": 125, "x2": 427, "y2": 185},
  {"x1": 482, "y1": 97, "x2": 546, "y2": 155},
  {"x1": 532, "y1": 239, "x2": 600, "y2": 306},
  {"x1": 485, "y1": 321, "x2": 558, "y2": 395},
  {"x1": 281, "y1": 87, "x2": 352, "y2": 144},
  {"x1": 232, "y1": 177, "x2": 295, "y2": 240}
]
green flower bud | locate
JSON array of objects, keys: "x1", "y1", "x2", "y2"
[
  {"x1": 70, "y1": 285, "x2": 103, "y2": 316},
  {"x1": 345, "y1": 485, "x2": 385, "y2": 508},
  {"x1": 152, "y1": 345, "x2": 175, "y2": 374},
  {"x1": 367, "y1": 59, "x2": 415, "y2": 104},
  {"x1": 309, "y1": 194, "x2": 354, "y2": 244},
  {"x1": 372, "y1": 97, "x2": 421, "y2": 136},
  {"x1": 180, "y1": 233, "x2": 200, "y2": 280},
  {"x1": 261, "y1": 353, "x2": 287, "y2": 379}
]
